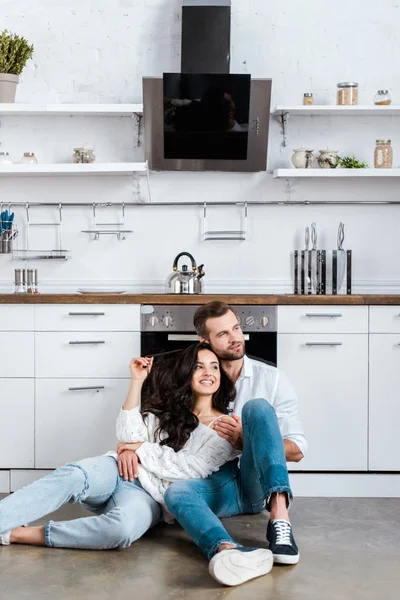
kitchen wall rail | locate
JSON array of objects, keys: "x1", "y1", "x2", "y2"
[{"x1": 3, "y1": 200, "x2": 400, "y2": 208}]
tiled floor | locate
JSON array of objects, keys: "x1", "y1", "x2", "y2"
[{"x1": 0, "y1": 497, "x2": 398, "y2": 600}]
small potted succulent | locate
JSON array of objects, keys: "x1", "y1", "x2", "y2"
[{"x1": 0, "y1": 30, "x2": 34, "y2": 102}]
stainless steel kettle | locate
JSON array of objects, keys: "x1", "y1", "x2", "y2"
[{"x1": 166, "y1": 252, "x2": 205, "y2": 294}]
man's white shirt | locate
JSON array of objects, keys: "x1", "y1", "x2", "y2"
[{"x1": 232, "y1": 355, "x2": 307, "y2": 458}]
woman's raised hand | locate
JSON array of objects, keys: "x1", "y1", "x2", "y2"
[{"x1": 129, "y1": 356, "x2": 154, "y2": 382}]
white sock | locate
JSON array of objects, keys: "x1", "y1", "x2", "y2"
[{"x1": 0, "y1": 531, "x2": 11, "y2": 545}]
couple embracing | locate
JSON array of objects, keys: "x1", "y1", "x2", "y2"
[{"x1": 0, "y1": 301, "x2": 307, "y2": 587}]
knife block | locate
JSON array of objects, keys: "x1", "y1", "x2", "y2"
[{"x1": 293, "y1": 249, "x2": 352, "y2": 295}]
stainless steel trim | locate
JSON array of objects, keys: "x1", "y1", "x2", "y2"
[
  {"x1": 305, "y1": 342, "x2": 343, "y2": 347},
  {"x1": 68, "y1": 341, "x2": 106, "y2": 345},
  {"x1": 167, "y1": 334, "x2": 250, "y2": 341},
  {"x1": 305, "y1": 313, "x2": 343, "y2": 318},
  {"x1": 168, "y1": 334, "x2": 199, "y2": 342},
  {"x1": 183, "y1": 1, "x2": 231, "y2": 5},
  {"x1": 5, "y1": 200, "x2": 400, "y2": 207},
  {"x1": 68, "y1": 386, "x2": 105, "y2": 391},
  {"x1": 68, "y1": 312, "x2": 105, "y2": 316}
]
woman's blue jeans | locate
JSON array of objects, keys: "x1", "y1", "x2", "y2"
[
  {"x1": 164, "y1": 398, "x2": 293, "y2": 560},
  {"x1": 0, "y1": 456, "x2": 162, "y2": 549}
]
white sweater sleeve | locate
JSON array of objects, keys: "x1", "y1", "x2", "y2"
[
  {"x1": 115, "y1": 407, "x2": 153, "y2": 443},
  {"x1": 135, "y1": 431, "x2": 234, "y2": 481}
]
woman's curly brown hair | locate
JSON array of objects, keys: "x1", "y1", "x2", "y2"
[{"x1": 140, "y1": 342, "x2": 236, "y2": 452}]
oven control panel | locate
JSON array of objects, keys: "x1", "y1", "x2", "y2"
[{"x1": 141, "y1": 305, "x2": 277, "y2": 332}]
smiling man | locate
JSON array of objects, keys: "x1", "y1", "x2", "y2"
[{"x1": 164, "y1": 301, "x2": 307, "y2": 586}]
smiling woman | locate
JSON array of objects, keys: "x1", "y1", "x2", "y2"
[{"x1": 140, "y1": 342, "x2": 236, "y2": 451}]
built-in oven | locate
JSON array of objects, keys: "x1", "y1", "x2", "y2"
[{"x1": 140, "y1": 305, "x2": 277, "y2": 365}]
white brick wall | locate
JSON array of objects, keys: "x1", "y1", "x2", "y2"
[{"x1": 0, "y1": 1, "x2": 399, "y2": 292}]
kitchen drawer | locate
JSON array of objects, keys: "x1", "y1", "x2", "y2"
[
  {"x1": 0, "y1": 379, "x2": 34, "y2": 468},
  {"x1": 35, "y1": 378, "x2": 131, "y2": 468},
  {"x1": 11, "y1": 470, "x2": 52, "y2": 492},
  {"x1": 35, "y1": 332, "x2": 140, "y2": 378},
  {"x1": 369, "y1": 306, "x2": 400, "y2": 333},
  {"x1": 0, "y1": 305, "x2": 34, "y2": 331},
  {"x1": 35, "y1": 304, "x2": 140, "y2": 332},
  {"x1": 278, "y1": 306, "x2": 368, "y2": 334},
  {"x1": 0, "y1": 471, "x2": 10, "y2": 493},
  {"x1": 0, "y1": 332, "x2": 34, "y2": 377}
]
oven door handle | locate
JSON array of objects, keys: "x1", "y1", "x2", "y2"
[{"x1": 167, "y1": 334, "x2": 250, "y2": 342}]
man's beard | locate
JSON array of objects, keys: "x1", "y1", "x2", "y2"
[{"x1": 216, "y1": 343, "x2": 245, "y2": 362}]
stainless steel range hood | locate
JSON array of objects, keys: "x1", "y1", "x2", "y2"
[
  {"x1": 181, "y1": 0, "x2": 231, "y2": 73},
  {"x1": 142, "y1": 0, "x2": 272, "y2": 172}
]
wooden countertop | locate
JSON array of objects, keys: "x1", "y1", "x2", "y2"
[{"x1": 0, "y1": 293, "x2": 400, "y2": 305}]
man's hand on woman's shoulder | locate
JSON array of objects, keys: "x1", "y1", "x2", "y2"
[{"x1": 213, "y1": 415, "x2": 243, "y2": 451}]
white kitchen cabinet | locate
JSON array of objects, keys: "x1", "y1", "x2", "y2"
[
  {"x1": 0, "y1": 471, "x2": 10, "y2": 493},
  {"x1": 369, "y1": 334, "x2": 400, "y2": 471},
  {"x1": 278, "y1": 305, "x2": 368, "y2": 334},
  {"x1": 0, "y1": 305, "x2": 34, "y2": 331},
  {"x1": 0, "y1": 332, "x2": 34, "y2": 377},
  {"x1": 369, "y1": 306, "x2": 400, "y2": 334},
  {"x1": 35, "y1": 378, "x2": 131, "y2": 468},
  {"x1": 35, "y1": 304, "x2": 140, "y2": 332},
  {"x1": 278, "y1": 333, "x2": 368, "y2": 471},
  {"x1": 35, "y1": 332, "x2": 140, "y2": 378},
  {"x1": 0, "y1": 379, "x2": 34, "y2": 468}
]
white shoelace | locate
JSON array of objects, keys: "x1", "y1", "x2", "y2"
[{"x1": 272, "y1": 520, "x2": 292, "y2": 546}]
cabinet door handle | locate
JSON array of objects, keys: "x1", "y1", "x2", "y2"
[
  {"x1": 68, "y1": 312, "x2": 105, "y2": 316},
  {"x1": 305, "y1": 342, "x2": 342, "y2": 347},
  {"x1": 68, "y1": 386, "x2": 105, "y2": 391},
  {"x1": 167, "y1": 334, "x2": 250, "y2": 342},
  {"x1": 68, "y1": 340, "x2": 106, "y2": 345},
  {"x1": 305, "y1": 313, "x2": 343, "y2": 318}
]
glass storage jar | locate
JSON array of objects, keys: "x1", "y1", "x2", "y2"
[
  {"x1": 72, "y1": 145, "x2": 95, "y2": 164},
  {"x1": 303, "y1": 93, "x2": 314, "y2": 106},
  {"x1": 0, "y1": 151, "x2": 12, "y2": 164},
  {"x1": 337, "y1": 82, "x2": 359, "y2": 105},
  {"x1": 374, "y1": 90, "x2": 391, "y2": 105},
  {"x1": 20, "y1": 152, "x2": 38, "y2": 164},
  {"x1": 374, "y1": 139, "x2": 392, "y2": 168}
]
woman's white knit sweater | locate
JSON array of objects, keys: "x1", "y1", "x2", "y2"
[{"x1": 107, "y1": 407, "x2": 237, "y2": 522}]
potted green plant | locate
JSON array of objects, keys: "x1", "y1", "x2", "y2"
[{"x1": 0, "y1": 30, "x2": 34, "y2": 102}]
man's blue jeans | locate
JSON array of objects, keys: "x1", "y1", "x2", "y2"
[{"x1": 164, "y1": 398, "x2": 293, "y2": 560}]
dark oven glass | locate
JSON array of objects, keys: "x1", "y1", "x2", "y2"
[
  {"x1": 141, "y1": 332, "x2": 277, "y2": 365},
  {"x1": 163, "y1": 73, "x2": 251, "y2": 161}
]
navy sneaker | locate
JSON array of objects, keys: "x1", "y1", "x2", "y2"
[
  {"x1": 209, "y1": 546, "x2": 273, "y2": 586},
  {"x1": 266, "y1": 519, "x2": 300, "y2": 565}
]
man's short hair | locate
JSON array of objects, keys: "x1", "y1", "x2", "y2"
[{"x1": 193, "y1": 301, "x2": 231, "y2": 339}]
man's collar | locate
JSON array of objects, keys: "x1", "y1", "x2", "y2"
[{"x1": 239, "y1": 355, "x2": 253, "y2": 379}]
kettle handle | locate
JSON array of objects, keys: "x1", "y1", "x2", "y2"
[{"x1": 173, "y1": 252, "x2": 197, "y2": 272}]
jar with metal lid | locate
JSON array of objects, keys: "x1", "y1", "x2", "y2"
[
  {"x1": 374, "y1": 90, "x2": 391, "y2": 106},
  {"x1": 0, "y1": 151, "x2": 12, "y2": 164},
  {"x1": 374, "y1": 139, "x2": 392, "y2": 168},
  {"x1": 20, "y1": 152, "x2": 38, "y2": 164},
  {"x1": 27, "y1": 268, "x2": 38, "y2": 294},
  {"x1": 72, "y1": 145, "x2": 96, "y2": 164},
  {"x1": 337, "y1": 82, "x2": 359, "y2": 105},
  {"x1": 303, "y1": 93, "x2": 314, "y2": 106}
]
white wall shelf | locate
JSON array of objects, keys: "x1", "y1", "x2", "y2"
[
  {"x1": 0, "y1": 162, "x2": 148, "y2": 177},
  {"x1": 0, "y1": 103, "x2": 143, "y2": 116},
  {"x1": 272, "y1": 105, "x2": 400, "y2": 117},
  {"x1": 273, "y1": 168, "x2": 400, "y2": 178},
  {"x1": 272, "y1": 104, "x2": 400, "y2": 146}
]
